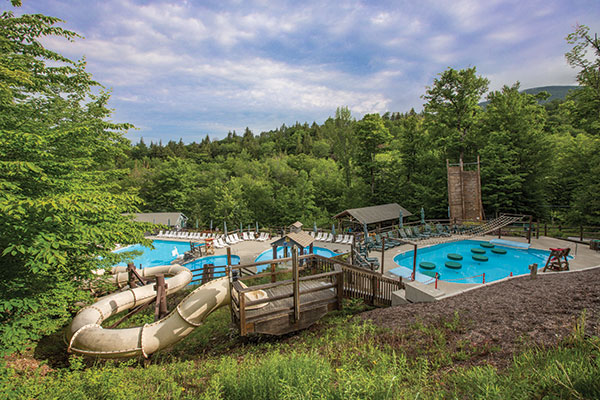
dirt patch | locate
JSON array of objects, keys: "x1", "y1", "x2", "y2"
[{"x1": 361, "y1": 268, "x2": 600, "y2": 368}]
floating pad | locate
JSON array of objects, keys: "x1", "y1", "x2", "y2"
[
  {"x1": 472, "y1": 254, "x2": 489, "y2": 262},
  {"x1": 491, "y1": 248, "x2": 507, "y2": 254},
  {"x1": 471, "y1": 248, "x2": 486, "y2": 254},
  {"x1": 445, "y1": 261, "x2": 462, "y2": 269},
  {"x1": 448, "y1": 253, "x2": 463, "y2": 260},
  {"x1": 421, "y1": 270, "x2": 440, "y2": 279},
  {"x1": 419, "y1": 261, "x2": 436, "y2": 270},
  {"x1": 480, "y1": 242, "x2": 494, "y2": 248}
]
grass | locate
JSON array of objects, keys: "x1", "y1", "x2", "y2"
[{"x1": 1, "y1": 292, "x2": 599, "y2": 399}]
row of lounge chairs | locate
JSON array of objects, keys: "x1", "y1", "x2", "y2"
[
  {"x1": 397, "y1": 224, "x2": 453, "y2": 241},
  {"x1": 309, "y1": 232, "x2": 354, "y2": 245},
  {"x1": 156, "y1": 230, "x2": 270, "y2": 247}
]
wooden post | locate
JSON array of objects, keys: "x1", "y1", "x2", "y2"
[
  {"x1": 412, "y1": 244, "x2": 418, "y2": 281},
  {"x1": 271, "y1": 245, "x2": 277, "y2": 283},
  {"x1": 335, "y1": 265, "x2": 343, "y2": 309},
  {"x1": 154, "y1": 274, "x2": 168, "y2": 321},
  {"x1": 127, "y1": 262, "x2": 137, "y2": 289},
  {"x1": 292, "y1": 246, "x2": 300, "y2": 323},
  {"x1": 528, "y1": 215, "x2": 533, "y2": 244},
  {"x1": 381, "y1": 236, "x2": 385, "y2": 272},
  {"x1": 350, "y1": 233, "x2": 355, "y2": 266},
  {"x1": 497, "y1": 225, "x2": 501, "y2": 239},
  {"x1": 226, "y1": 246, "x2": 232, "y2": 268},
  {"x1": 239, "y1": 290, "x2": 246, "y2": 336},
  {"x1": 371, "y1": 275, "x2": 378, "y2": 305}
]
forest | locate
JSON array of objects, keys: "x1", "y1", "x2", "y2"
[{"x1": 0, "y1": 2, "x2": 599, "y2": 356}]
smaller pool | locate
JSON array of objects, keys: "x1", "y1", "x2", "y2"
[
  {"x1": 254, "y1": 246, "x2": 339, "y2": 272},
  {"x1": 389, "y1": 240, "x2": 568, "y2": 284},
  {"x1": 114, "y1": 240, "x2": 199, "y2": 268},
  {"x1": 184, "y1": 255, "x2": 241, "y2": 282}
]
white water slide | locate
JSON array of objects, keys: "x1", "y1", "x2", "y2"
[{"x1": 67, "y1": 265, "x2": 230, "y2": 358}]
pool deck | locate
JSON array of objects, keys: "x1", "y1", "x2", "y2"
[{"x1": 146, "y1": 233, "x2": 600, "y2": 298}]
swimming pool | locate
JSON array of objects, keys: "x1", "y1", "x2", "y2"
[
  {"x1": 114, "y1": 240, "x2": 200, "y2": 268},
  {"x1": 254, "y1": 246, "x2": 339, "y2": 272},
  {"x1": 389, "y1": 240, "x2": 560, "y2": 284}
]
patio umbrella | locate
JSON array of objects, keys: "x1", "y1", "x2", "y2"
[
  {"x1": 313, "y1": 221, "x2": 317, "y2": 233},
  {"x1": 210, "y1": 220, "x2": 213, "y2": 230},
  {"x1": 224, "y1": 221, "x2": 228, "y2": 236},
  {"x1": 255, "y1": 221, "x2": 259, "y2": 233},
  {"x1": 420, "y1": 207, "x2": 425, "y2": 224},
  {"x1": 363, "y1": 222, "x2": 368, "y2": 239},
  {"x1": 248, "y1": 224, "x2": 251, "y2": 232},
  {"x1": 399, "y1": 210, "x2": 403, "y2": 228},
  {"x1": 448, "y1": 206, "x2": 451, "y2": 219},
  {"x1": 332, "y1": 224, "x2": 336, "y2": 237},
  {"x1": 240, "y1": 222, "x2": 243, "y2": 232},
  {"x1": 195, "y1": 219, "x2": 199, "y2": 229}
]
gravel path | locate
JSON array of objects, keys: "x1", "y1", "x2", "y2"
[{"x1": 361, "y1": 268, "x2": 600, "y2": 367}]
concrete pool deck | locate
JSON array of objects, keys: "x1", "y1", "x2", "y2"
[{"x1": 146, "y1": 233, "x2": 600, "y2": 298}]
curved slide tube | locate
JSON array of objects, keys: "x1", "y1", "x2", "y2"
[{"x1": 67, "y1": 264, "x2": 230, "y2": 358}]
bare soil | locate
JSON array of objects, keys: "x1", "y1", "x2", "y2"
[{"x1": 361, "y1": 268, "x2": 600, "y2": 368}]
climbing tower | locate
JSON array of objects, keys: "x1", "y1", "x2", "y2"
[{"x1": 447, "y1": 156, "x2": 484, "y2": 222}]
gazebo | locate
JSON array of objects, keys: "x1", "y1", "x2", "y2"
[
  {"x1": 333, "y1": 203, "x2": 413, "y2": 232},
  {"x1": 270, "y1": 223, "x2": 315, "y2": 259}
]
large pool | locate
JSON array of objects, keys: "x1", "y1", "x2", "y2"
[
  {"x1": 254, "y1": 246, "x2": 339, "y2": 272},
  {"x1": 114, "y1": 240, "x2": 199, "y2": 268},
  {"x1": 389, "y1": 240, "x2": 560, "y2": 284}
]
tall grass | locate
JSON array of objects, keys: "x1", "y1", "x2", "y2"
[{"x1": 1, "y1": 303, "x2": 598, "y2": 399}]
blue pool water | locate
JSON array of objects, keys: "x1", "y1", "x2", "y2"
[
  {"x1": 114, "y1": 240, "x2": 199, "y2": 268},
  {"x1": 390, "y1": 240, "x2": 562, "y2": 284},
  {"x1": 254, "y1": 246, "x2": 339, "y2": 272}
]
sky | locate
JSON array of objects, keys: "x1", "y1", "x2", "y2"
[{"x1": 10, "y1": 0, "x2": 600, "y2": 143}]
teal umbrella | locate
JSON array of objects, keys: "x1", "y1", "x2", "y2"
[
  {"x1": 240, "y1": 222, "x2": 243, "y2": 232},
  {"x1": 332, "y1": 224, "x2": 336, "y2": 236},
  {"x1": 255, "y1": 221, "x2": 259, "y2": 233},
  {"x1": 399, "y1": 210, "x2": 403, "y2": 228},
  {"x1": 224, "y1": 221, "x2": 228, "y2": 236},
  {"x1": 210, "y1": 220, "x2": 213, "y2": 230},
  {"x1": 195, "y1": 219, "x2": 199, "y2": 229},
  {"x1": 313, "y1": 221, "x2": 317, "y2": 233},
  {"x1": 420, "y1": 207, "x2": 425, "y2": 224}
]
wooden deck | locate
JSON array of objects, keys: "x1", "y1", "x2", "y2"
[{"x1": 234, "y1": 280, "x2": 339, "y2": 336}]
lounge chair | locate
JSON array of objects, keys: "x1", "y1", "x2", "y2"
[
  {"x1": 242, "y1": 232, "x2": 249, "y2": 241},
  {"x1": 335, "y1": 234, "x2": 344, "y2": 243},
  {"x1": 324, "y1": 233, "x2": 333, "y2": 242},
  {"x1": 315, "y1": 232, "x2": 324, "y2": 241},
  {"x1": 310, "y1": 231, "x2": 316, "y2": 238},
  {"x1": 411, "y1": 226, "x2": 429, "y2": 239},
  {"x1": 249, "y1": 232, "x2": 256, "y2": 240},
  {"x1": 435, "y1": 223, "x2": 451, "y2": 237}
]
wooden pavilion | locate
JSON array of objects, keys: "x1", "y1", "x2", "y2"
[{"x1": 333, "y1": 203, "x2": 413, "y2": 232}]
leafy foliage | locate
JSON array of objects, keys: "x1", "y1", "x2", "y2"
[{"x1": 0, "y1": 7, "x2": 149, "y2": 354}]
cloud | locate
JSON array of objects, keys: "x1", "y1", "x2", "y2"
[{"x1": 20, "y1": 0, "x2": 600, "y2": 142}]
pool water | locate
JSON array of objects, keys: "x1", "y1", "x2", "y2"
[
  {"x1": 114, "y1": 240, "x2": 199, "y2": 268},
  {"x1": 390, "y1": 240, "x2": 560, "y2": 284},
  {"x1": 254, "y1": 246, "x2": 339, "y2": 272}
]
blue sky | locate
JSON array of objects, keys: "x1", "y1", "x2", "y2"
[{"x1": 11, "y1": 0, "x2": 600, "y2": 143}]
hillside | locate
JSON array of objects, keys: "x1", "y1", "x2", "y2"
[{"x1": 480, "y1": 85, "x2": 579, "y2": 106}]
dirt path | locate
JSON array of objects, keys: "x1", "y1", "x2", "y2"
[{"x1": 361, "y1": 268, "x2": 600, "y2": 367}]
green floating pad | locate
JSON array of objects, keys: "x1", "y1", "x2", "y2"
[
  {"x1": 445, "y1": 261, "x2": 462, "y2": 269},
  {"x1": 491, "y1": 248, "x2": 507, "y2": 254},
  {"x1": 448, "y1": 253, "x2": 463, "y2": 260},
  {"x1": 471, "y1": 248, "x2": 486, "y2": 254},
  {"x1": 419, "y1": 261, "x2": 436, "y2": 270},
  {"x1": 472, "y1": 254, "x2": 489, "y2": 262},
  {"x1": 480, "y1": 242, "x2": 494, "y2": 248},
  {"x1": 421, "y1": 270, "x2": 440, "y2": 279}
]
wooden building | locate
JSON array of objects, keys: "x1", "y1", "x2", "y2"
[{"x1": 333, "y1": 203, "x2": 413, "y2": 231}]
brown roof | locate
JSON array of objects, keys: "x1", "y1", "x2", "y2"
[
  {"x1": 333, "y1": 203, "x2": 413, "y2": 225},
  {"x1": 290, "y1": 221, "x2": 303, "y2": 228},
  {"x1": 270, "y1": 231, "x2": 314, "y2": 249}
]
